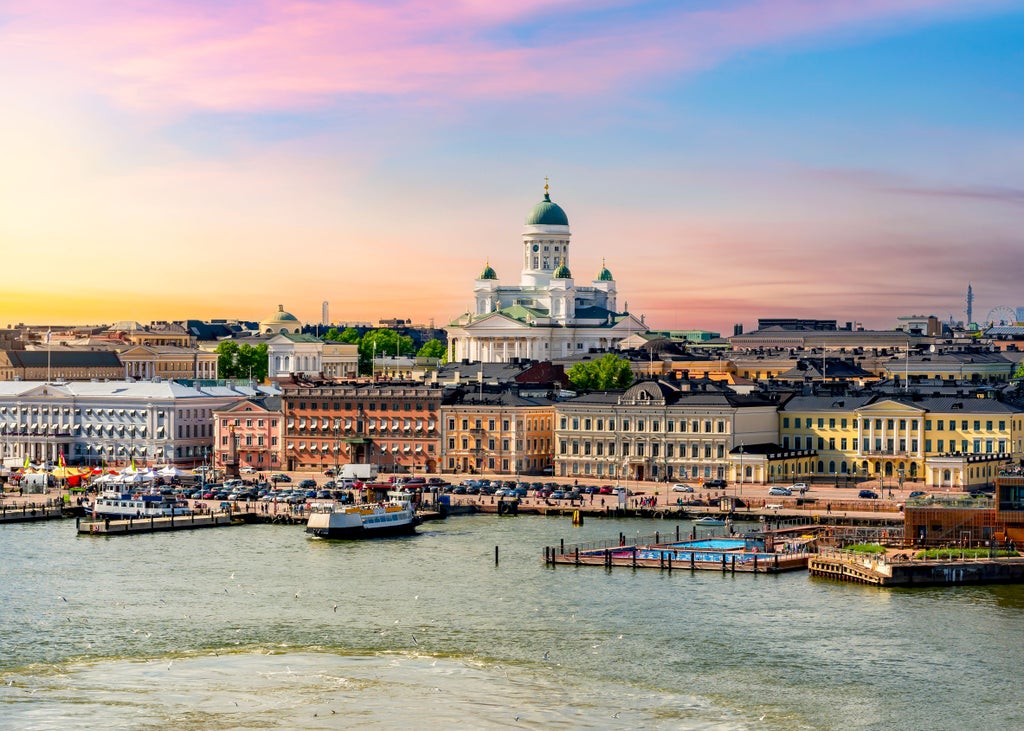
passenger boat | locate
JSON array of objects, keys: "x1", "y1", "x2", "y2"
[
  {"x1": 305, "y1": 499, "x2": 420, "y2": 539},
  {"x1": 89, "y1": 491, "x2": 191, "y2": 519}
]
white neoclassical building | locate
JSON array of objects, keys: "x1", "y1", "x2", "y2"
[
  {"x1": 446, "y1": 185, "x2": 647, "y2": 363},
  {"x1": 267, "y1": 333, "x2": 323, "y2": 380}
]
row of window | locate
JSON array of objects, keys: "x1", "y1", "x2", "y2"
[
  {"x1": 559, "y1": 416, "x2": 729, "y2": 433},
  {"x1": 783, "y1": 434, "x2": 1008, "y2": 454},
  {"x1": 559, "y1": 440, "x2": 727, "y2": 459},
  {"x1": 784, "y1": 416, "x2": 1009, "y2": 432},
  {"x1": 291, "y1": 401, "x2": 437, "y2": 412}
]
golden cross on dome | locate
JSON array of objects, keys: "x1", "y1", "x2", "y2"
[{"x1": 544, "y1": 176, "x2": 549, "y2": 195}]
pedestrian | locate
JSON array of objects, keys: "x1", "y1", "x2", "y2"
[{"x1": 826, "y1": 502, "x2": 831, "y2": 514}]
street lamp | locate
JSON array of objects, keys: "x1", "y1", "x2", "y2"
[{"x1": 738, "y1": 442, "x2": 744, "y2": 495}]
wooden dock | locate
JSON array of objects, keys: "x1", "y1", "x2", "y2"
[
  {"x1": 809, "y1": 549, "x2": 1024, "y2": 586},
  {"x1": 0, "y1": 503, "x2": 67, "y2": 523},
  {"x1": 78, "y1": 511, "x2": 246, "y2": 536}
]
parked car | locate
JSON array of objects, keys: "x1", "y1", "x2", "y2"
[
  {"x1": 599, "y1": 486, "x2": 614, "y2": 495},
  {"x1": 671, "y1": 483, "x2": 695, "y2": 493},
  {"x1": 858, "y1": 489, "x2": 879, "y2": 499},
  {"x1": 768, "y1": 486, "x2": 792, "y2": 496},
  {"x1": 240, "y1": 466, "x2": 257, "y2": 474},
  {"x1": 704, "y1": 479, "x2": 727, "y2": 489},
  {"x1": 908, "y1": 490, "x2": 927, "y2": 499},
  {"x1": 298, "y1": 479, "x2": 317, "y2": 489},
  {"x1": 790, "y1": 482, "x2": 810, "y2": 493},
  {"x1": 271, "y1": 474, "x2": 291, "y2": 483}
]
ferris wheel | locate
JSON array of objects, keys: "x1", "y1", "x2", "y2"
[{"x1": 986, "y1": 306, "x2": 1017, "y2": 326}]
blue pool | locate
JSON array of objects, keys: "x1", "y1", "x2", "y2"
[{"x1": 674, "y1": 539, "x2": 746, "y2": 550}]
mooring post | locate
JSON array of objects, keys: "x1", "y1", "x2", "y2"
[
  {"x1": 731, "y1": 556, "x2": 736, "y2": 574},
  {"x1": 632, "y1": 546, "x2": 637, "y2": 568},
  {"x1": 722, "y1": 553, "x2": 727, "y2": 573},
  {"x1": 655, "y1": 531, "x2": 660, "y2": 544},
  {"x1": 560, "y1": 538, "x2": 564, "y2": 554},
  {"x1": 690, "y1": 552, "x2": 695, "y2": 571},
  {"x1": 667, "y1": 553, "x2": 672, "y2": 573},
  {"x1": 495, "y1": 545, "x2": 499, "y2": 565},
  {"x1": 675, "y1": 525, "x2": 680, "y2": 542},
  {"x1": 753, "y1": 555, "x2": 758, "y2": 573},
  {"x1": 574, "y1": 547, "x2": 579, "y2": 565}
]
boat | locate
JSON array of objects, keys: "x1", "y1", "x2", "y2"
[
  {"x1": 305, "y1": 499, "x2": 420, "y2": 539},
  {"x1": 89, "y1": 491, "x2": 191, "y2": 519},
  {"x1": 694, "y1": 516, "x2": 727, "y2": 526}
]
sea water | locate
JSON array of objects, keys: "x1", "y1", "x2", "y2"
[{"x1": 1, "y1": 515, "x2": 1022, "y2": 730}]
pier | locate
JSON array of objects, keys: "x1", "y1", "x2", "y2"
[
  {"x1": 0, "y1": 501, "x2": 68, "y2": 523},
  {"x1": 78, "y1": 511, "x2": 247, "y2": 536},
  {"x1": 809, "y1": 549, "x2": 1024, "y2": 586},
  {"x1": 544, "y1": 525, "x2": 813, "y2": 574}
]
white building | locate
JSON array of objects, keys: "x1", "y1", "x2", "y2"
[
  {"x1": 267, "y1": 333, "x2": 323, "y2": 380},
  {"x1": 446, "y1": 185, "x2": 647, "y2": 363},
  {"x1": 0, "y1": 380, "x2": 277, "y2": 467}
]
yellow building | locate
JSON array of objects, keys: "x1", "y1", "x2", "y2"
[{"x1": 780, "y1": 393, "x2": 1020, "y2": 490}]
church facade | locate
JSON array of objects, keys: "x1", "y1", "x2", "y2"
[{"x1": 446, "y1": 186, "x2": 647, "y2": 363}]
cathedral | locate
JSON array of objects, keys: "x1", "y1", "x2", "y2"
[{"x1": 446, "y1": 185, "x2": 647, "y2": 363}]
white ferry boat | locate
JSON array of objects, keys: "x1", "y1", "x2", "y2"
[
  {"x1": 305, "y1": 499, "x2": 420, "y2": 539},
  {"x1": 89, "y1": 491, "x2": 191, "y2": 519}
]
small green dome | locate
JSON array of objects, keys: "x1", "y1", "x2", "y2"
[
  {"x1": 526, "y1": 192, "x2": 569, "y2": 226},
  {"x1": 479, "y1": 261, "x2": 498, "y2": 280},
  {"x1": 553, "y1": 259, "x2": 572, "y2": 279},
  {"x1": 597, "y1": 259, "x2": 614, "y2": 281}
]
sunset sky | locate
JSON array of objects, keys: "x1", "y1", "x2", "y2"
[{"x1": 1, "y1": 0, "x2": 1022, "y2": 335}]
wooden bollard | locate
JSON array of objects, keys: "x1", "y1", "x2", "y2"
[
  {"x1": 574, "y1": 547, "x2": 579, "y2": 565},
  {"x1": 632, "y1": 546, "x2": 637, "y2": 568},
  {"x1": 731, "y1": 556, "x2": 736, "y2": 574},
  {"x1": 495, "y1": 545, "x2": 499, "y2": 565},
  {"x1": 667, "y1": 553, "x2": 672, "y2": 573},
  {"x1": 721, "y1": 553, "x2": 727, "y2": 573}
]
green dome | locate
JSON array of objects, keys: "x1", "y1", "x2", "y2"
[
  {"x1": 525, "y1": 192, "x2": 569, "y2": 226},
  {"x1": 479, "y1": 261, "x2": 498, "y2": 280},
  {"x1": 597, "y1": 259, "x2": 614, "y2": 281},
  {"x1": 553, "y1": 259, "x2": 572, "y2": 279}
]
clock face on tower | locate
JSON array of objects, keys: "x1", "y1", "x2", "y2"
[{"x1": 532, "y1": 244, "x2": 539, "y2": 252}]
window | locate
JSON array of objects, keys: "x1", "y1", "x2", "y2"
[{"x1": 794, "y1": 418, "x2": 801, "y2": 428}]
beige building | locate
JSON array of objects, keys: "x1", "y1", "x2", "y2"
[
  {"x1": 440, "y1": 391, "x2": 554, "y2": 476},
  {"x1": 120, "y1": 345, "x2": 219, "y2": 381},
  {"x1": 554, "y1": 379, "x2": 779, "y2": 483},
  {"x1": 322, "y1": 342, "x2": 359, "y2": 380}
]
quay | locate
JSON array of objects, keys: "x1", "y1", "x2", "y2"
[
  {"x1": 544, "y1": 525, "x2": 814, "y2": 574},
  {"x1": 809, "y1": 549, "x2": 1024, "y2": 586}
]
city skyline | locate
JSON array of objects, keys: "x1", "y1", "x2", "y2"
[{"x1": 2, "y1": 1, "x2": 1021, "y2": 334}]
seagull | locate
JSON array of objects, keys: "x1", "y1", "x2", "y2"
[
  {"x1": 612, "y1": 711, "x2": 620, "y2": 718},
  {"x1": 58, "y1": 595, "x2": 68, "y2": 602},
  {"x1": 333, "y1": 603, "x2": 338, "y2": 613},
  {"x1": 759, "y1": 714, "x2": 766, "y2": 721},
  {"x1": 230, "y1": 572, "x2": 235, "y2": 580},
  {"x1": 411, "y1": 635, "x2": 419, "y2": 645},
  {"x1": 294, "y1": 591, "x2": 301, "y2": 599},
  {"x1": 167, "y1": 661, "x2": 173, "y2": 670},
  {"x1": 543, "y1": 651, "x2": 549, "y2": 661}
]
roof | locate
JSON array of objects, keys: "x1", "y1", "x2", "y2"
[
  {"x1": 525, "y1": 191, "x2": 569, "y2": 226},
  {"x1": 4, "y1": 350, "x2": 121, "y2": 368}
]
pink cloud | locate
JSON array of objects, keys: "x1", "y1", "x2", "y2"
[{"x1": 0, "y1": 0, "x2": 1006, "y2": 113}]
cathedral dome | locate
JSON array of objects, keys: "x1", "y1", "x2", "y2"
[
  {"x1": 261, "y1": 304, "x2": 303, "y2": 334},
  {"x1": 597, "y1": 259, "x2": 614, "y2": 281},
  {"x1": 479, "y1": 261, "x2": 498, "y2": 280},
  {"x1": 553, "y1": 259, "x2": 572, "y2": 279},
  {"x1": 525, "y1": 191, "x2": 569, "y2": 226}
]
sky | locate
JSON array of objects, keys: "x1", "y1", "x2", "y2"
[{"x1": 1, "y1": 0, "x2": 1022, "y2": 335}]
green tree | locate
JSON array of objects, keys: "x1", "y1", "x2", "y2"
[
  {"x1": 567, "y1": 353, "x2": 634, "y2": 391},
  {"x1": 416, "y1": 338, "x2": 447, "y2": 362},
  {"x1": 360, "y1": 329, "x2": 414, "y2": 374},
  {"x1": 215, "y1": 341, "x2": 268, "y2": 381},
  {"x1": 1015, "y1": 361, "x2": 1024, "y2": 380},
  {"x1": 215, "y1": 341, "x2": 240, "y2": 378},
  {"x1": 338, "y1": 327, "x2": 362, "y2": 344},
  {"x1": 323, "y1": 327, "x2": 343, "y2": 341},
  {"x1": 237, "y1": 343, "x2": 269, "y2": 382}
]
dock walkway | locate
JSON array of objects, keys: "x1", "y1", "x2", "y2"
[
  {"x1": 809, "y1": 549, "x2": 1024, "y2": 586},
  {"x1": 78, "y1": 511, "x2": 245, "y2": 536}
]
